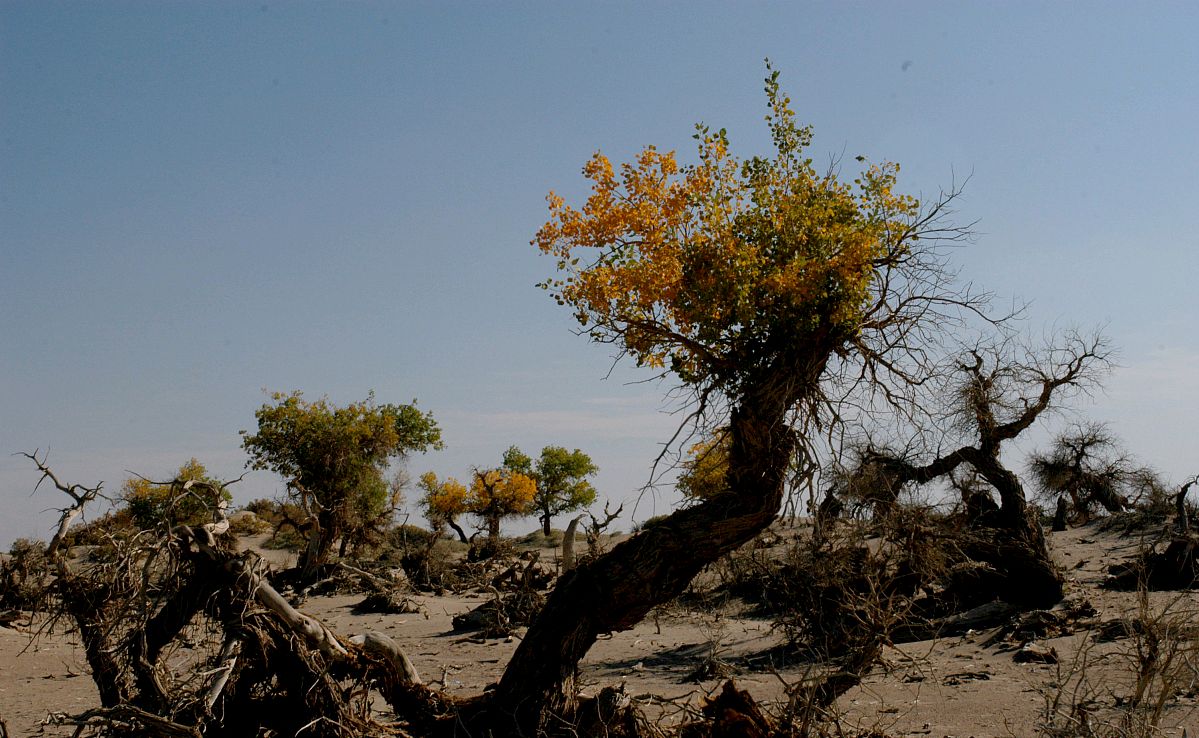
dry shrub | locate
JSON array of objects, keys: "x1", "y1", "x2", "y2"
[
  {"x1": 226, "y1": 510, "x2": 271, "y2": 536},
  {"x1": 0, "y1": 538, "x2": 52, "y2": 612},
  {"x1": 1105, "y1": 532, "x2": 1199, "y2": 592},
  {"x1": 468, "y1": 535, "x2": 517, "y2": 562},
  {"x1": 518, "y1": 528, "x2": 565, "y2": 548},
  {"x1": 61, "y1": 510, "x2": 136, "y2": 548},
  {"x1": 451, "y1": 555, "x2": 553, "y2": 637},
  {"x1": 718, "y1": 510, "x2": 956, "y2": 657},
  {"x1": 1039, "y1": 588, "x2": 1199, "y2": 737},
  {"x1": 452, "y1": 588, "x2": 547, "y2": 638}
]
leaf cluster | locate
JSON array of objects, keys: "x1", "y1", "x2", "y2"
[
  {"x1": 120, "y1": 458, "x2": 231, "y2": 530},
  {"x1": 536, "y1": 62, "x2": 921, "y2": 394},
  {"x1": 241, "y1": 390, "x2": 442, "y2": 523}
]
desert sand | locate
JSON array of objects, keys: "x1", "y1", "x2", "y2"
[{"x1": 2, "y1": 521, "x2": 1197, "y2": 737}]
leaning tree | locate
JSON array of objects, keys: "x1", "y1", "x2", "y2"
[
  {"x1": 848, "y1": 334, "x2": 1111, "y2": 607},
  {"x1": 477, "y1": 65, "x2": 1002, "y2": 734}
]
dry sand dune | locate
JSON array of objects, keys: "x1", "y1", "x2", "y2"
[{"x1": 3, "y1": 521, "x2": 1198, "y2": 737}]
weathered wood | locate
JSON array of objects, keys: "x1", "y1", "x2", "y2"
[
  {"x1": 561, "y1": 515, "x2": 584, "y2": 572},
  {"x1": 486, "y1": 358, "x2": 823, "y2": 734},
  {"x1": 892, "y1": 600, "x2": 1017, "y2": 643},
  {"x1": 349, "y1": 631, "x2": 421, "y2": 685}
]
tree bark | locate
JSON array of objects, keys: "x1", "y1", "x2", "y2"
[
  {"x1": 541, "y1": 514, "x2": 553, "y2": 537},
  {"x1": 561, "y1": 515, "x2": 583, "y2": 572}
]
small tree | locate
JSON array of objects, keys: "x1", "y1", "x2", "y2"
[
  {"x1": 419, "y1": 449, "x2": 537, "y2": 546},
  {"x1": 1028, "y1": 422, "x2": 1149, "y2": 525},
  {"x1": 241, "y1": 391, "x2": 442, "y2": 580},
  {"x1": 469, "y1": 465, "x2": 537, "y2": 543},
  {"x1": 121, "y1": 458, "x2": 230, "y2": 530},
  {"x1": 527, "y1": 446, "x2": 598, "y2": 535},
  {"x1": 417, "y1": 471, "x2": 471, "y2": 543},
  {"x1": 677, "y1": 431, "x2": 731, "y2": 502}
]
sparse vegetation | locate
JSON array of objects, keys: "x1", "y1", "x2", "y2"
[{"x1": 6, "y1": 64, "x2": 1197, "y2": 738}]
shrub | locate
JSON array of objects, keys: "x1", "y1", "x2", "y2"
[{"x1": 0, "y1": 538, "x2": 52, "y2": 611}]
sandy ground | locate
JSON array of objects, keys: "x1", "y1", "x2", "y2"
[{"x1": 3, "y1": 522, "x2": 1199, "y2": 737}]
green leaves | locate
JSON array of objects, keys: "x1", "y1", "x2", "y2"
[{"x1": 241, "y1": 391, "x2": 441, "y2": 567}]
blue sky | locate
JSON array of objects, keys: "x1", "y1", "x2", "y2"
[{"x1": 2, "y1": 2, "x2": 1197, "y2": 547}]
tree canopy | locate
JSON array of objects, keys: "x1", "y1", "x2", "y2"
[
  {"x1": 536, "y1": 66, "x2": 925, "y2": 399},
  {"x1": 512, "y1": 446, "x2": 599, "y2": 535},
  {"x1": 241, "y1": 390, "x2": 441, "y2": 578},
  {"x1": 120, "y1": 458, "x2": 230, "y2": 530},
  {"x1": 1029, "y1": 423, "x2": 1157, "y2": 524},
  {"x1": 419, "y1": 447, "x2": 538, "y2": 545}
]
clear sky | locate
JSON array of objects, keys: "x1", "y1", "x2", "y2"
[{"x1": 2, "y1": 2, "x2": 1197, "y2": 548}]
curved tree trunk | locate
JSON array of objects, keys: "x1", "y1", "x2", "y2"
[
  {"x1": 446, "y1": 518, "x2": 469, "y2": 544},
  {"x1": 481, "y1": 362, "x2": 811, "y2": 735},
  {"x1": 967, "y1": 454, "x2": 1062, "y2": 608},
  {"x1": 297, "y1": 511, "x2": 339, "y2": 582}
]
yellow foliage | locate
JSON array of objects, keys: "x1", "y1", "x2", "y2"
[
  {"x1": 535, "y1": 66, "x2": 920, "y2": 387},
  {"x1": 677, "y1": 432, "x2": 731, "y2": 501},
  {"x1": 418, "y1": 471, "x2": 469, "y2": 520},
  {"x1": 470, "y1": 469, "x2": 537, "y2": 517},
  {"x1": 120, "y1": 458, "x2": 227, "y2": 528},
  {"x1": 419, "y1": 468, "x2": 536, "y2": 533}
]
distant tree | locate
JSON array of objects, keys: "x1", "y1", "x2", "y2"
[
  {"x1": 121, "y1": 458, "x2": 231, "y2": 530},
  {"x1": 241, "y1": 391, "x2": 441, "y2": 581},
  {"x1": 470, "y1": 461, "x2": 537, "y2": 543},
  {"x1": 527, "y1": 446, "x2": 599, "y2": 535},
  {"x1": 417, "y1": 471, "x2": 470, "y2": 543},
  {"x1": 676, "y1": 431, "x2": 730, "y2": 502},
  {"x1": 1029, "y1": 423, "x2": 1154, "y2": 525},
  {"x1": 419, "y1": 448, "x2": 538, "y2": 544}
]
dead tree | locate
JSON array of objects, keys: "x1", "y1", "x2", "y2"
[
  {"x1": 1174, "y1": 475, "x2": 1198, "y2": 534},
  {"x1": 28, "y1": 455, "x2": 433, "y2": 738},
  {"x1": 861, "y1": 333, "x2": 1111, "y2": 608},
  {"x1": 1028, "y1": 423, "x2": 1149, "y2": 525},
  {"x1": 560, "y1": 514, "x2": 584, "y2": 572}
]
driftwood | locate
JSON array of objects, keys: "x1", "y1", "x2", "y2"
[
  {"x1": 1106, "y1": 533, "x2": 1199, "y2": 591},
  {"x1": 562, "y1": 514, "x2": 585, "y2": 572},
  {"x1": 891, "y1": 600, "x2": 1018, "y2": 644},
  {"x1": 29, "y1": 455, "x2": 431, "y2": 738}
]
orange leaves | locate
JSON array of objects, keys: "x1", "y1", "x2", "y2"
[
  {"x1": 418, "y1": 468, "x2": 536, "y2": 530},
  {"x1": 418, "y1": 471, "x2": 469, "y2": 520},
  {"x1": 535, "y1": 68, "x2": 924, "y2": 390},
  {"x1": 470, "y1": 468, "x2": 537, "y2": 517}
]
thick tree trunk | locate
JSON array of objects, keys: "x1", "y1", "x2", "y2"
[
  {"x1": 968, "y1": 454, "x2": 1062, "y2": 608},
  {"x1": 447, "y1": 518, "x2": 469, "y2": 544},
  {"x1": 1052, "y1": 496, "x2": 1069, "y2": 532},
  {"x1": 298, "y1": 512, "x2": 338, "y2": 582},
  {"x1": 484, "y1": 365, "x2": 806, "y2": 735},
  {"x1": 542, "y1": 514, "x2": 553, "y2": 537}
]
